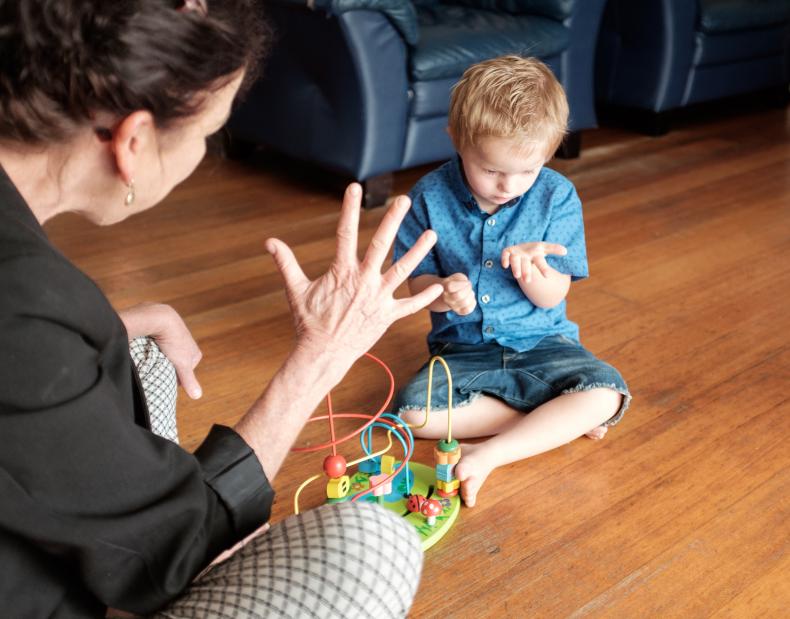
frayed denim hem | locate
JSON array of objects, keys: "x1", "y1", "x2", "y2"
[
  {"x1": 561, "y1": 383, "x2": 631, "y2": 427},
  {"x1": 395, "y1": 390, "x2": 483, "y2": 415}
]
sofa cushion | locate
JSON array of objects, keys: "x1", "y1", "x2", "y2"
[
  {"x1": 411, "y1": 5, "x2": 569, "y2": 81},
  {"x1": 698, "y1": 0, "x2": 790, "y2": 34}
]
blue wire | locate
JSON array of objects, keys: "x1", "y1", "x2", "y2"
[{"x1": 354, "y1": 414, "x2": 414, "y2": 501}]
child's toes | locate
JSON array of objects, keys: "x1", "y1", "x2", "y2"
[{"x1": 586, "y1": 425, "x2": 608, "y2": 440}]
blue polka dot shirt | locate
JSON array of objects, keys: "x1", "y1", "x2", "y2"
[{"x1": 393, "y1": 156, "x2": 589, "y2": 353}]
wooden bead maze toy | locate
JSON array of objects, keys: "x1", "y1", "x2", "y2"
[{"x1": 292, "y1": 353, "x2": 462, "y2": 550}]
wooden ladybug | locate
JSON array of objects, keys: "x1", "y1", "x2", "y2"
[{"x1": 406, "y1": 494, "x2": 427, "y2": 514}]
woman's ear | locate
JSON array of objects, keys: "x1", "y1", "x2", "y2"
[{"x1": 111, "y1": 111, "x2": 156, "y2": 184}]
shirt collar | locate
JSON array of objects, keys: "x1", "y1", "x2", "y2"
[{"x1": 449, "y1": 155, "x2": 523, "y2": 213}]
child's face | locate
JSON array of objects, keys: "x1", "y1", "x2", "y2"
[{"x1": 458, "y1": 136, "x2": 548, "y2": 213}]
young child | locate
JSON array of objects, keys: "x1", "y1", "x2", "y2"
[{"x1": 392, "y1": 56, "x2": 631, "y2": 508}]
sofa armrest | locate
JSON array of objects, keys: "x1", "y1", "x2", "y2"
[
  {"x1": 274, "y1": 0, "x2": 419, "y2": 44},
  {"x1": 559, "y1": 0, "x2": 607, "y2": 129},
  {"x1": 596, "y1": 0, "x2": 698, "y2": 112},
  {"x1": 449, "y1": 0, "x2": 573, "y2": 21},
  {"x1": 228, "y1": 2, "x2": 412, "y2": 180}
]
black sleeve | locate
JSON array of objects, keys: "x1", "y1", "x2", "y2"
[{"x1": 0, "y1": 255, "x2": 274, "y2": 614}]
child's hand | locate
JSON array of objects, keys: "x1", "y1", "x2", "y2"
[
  {"x1": 501, "y1": 242, "x2": 567, "y2": 284},
  {"x1": 442, "y1": 273, "x2": 477, "y2": 315}
]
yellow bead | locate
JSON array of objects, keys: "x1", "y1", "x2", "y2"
[
  {"x1": 436, "y1": 478, "x2": 460, "y2": 492},
  {"x1": 326, "y1": 475, "x2": 350, "y2": 499},
  {"x1": 381, "y1": 454, "x2": 396, "y2": 475}
]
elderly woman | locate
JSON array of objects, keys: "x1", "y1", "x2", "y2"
[{"x1": 0, "y1": 1, "x2": 442, "y2": 617}]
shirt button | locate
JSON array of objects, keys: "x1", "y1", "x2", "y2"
[
  {"x1": 484, "y1": 259, "x2": 494, "y2": 268},
  {"x1": 481, "y1": 294, "x2": 490, "y2": 304},
  {"x1": 487, "y1": 218, "x2": 497, "y2": 227},
  {"x1": 484, "y1": 326, "x2": 495, "y2": 334}
]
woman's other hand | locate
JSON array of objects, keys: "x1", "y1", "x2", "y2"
[
  {"x1": 118, "y1": 303, "x2": 203, "y2": 399},
  {"x1": 265, "y1": 183, "x2": 442, "y2": 366}
]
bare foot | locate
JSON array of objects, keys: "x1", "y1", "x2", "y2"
[
  {"x1": 453, "y1": 442, "x2": 496, "y2": 508},
  {"x1": 586, "y1": 425, "x2": 608, "y2": 440}
]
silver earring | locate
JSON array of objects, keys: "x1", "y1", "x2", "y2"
[{"x1": 124, "y1": 179, "x2": 135, "y2": 206}]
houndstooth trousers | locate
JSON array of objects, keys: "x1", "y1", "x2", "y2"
[{"x1": 130, "y1": 337, "x2": 423, "y2": 619}]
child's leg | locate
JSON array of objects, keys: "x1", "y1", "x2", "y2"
[
  {"x1": 401, "y1": 388, "x2": 622, "y2": 507},
  {"x1": 454, "y1": 388, "x2": 622, "y2": 507}
]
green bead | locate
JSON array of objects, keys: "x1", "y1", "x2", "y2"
[{"x1": 437, "y1": 438, "x2": 459, "y2": 452}]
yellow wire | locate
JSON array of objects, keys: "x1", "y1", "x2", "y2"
[
  {"x1": 405, "y1": 355, "x2": 454, "y2": 443},
  {"x1": 293, "y1": 474, "x2": 321, "y2": 515},
  {"x1": 347, "y1": 429, "x2": 394, "y2": 467}
]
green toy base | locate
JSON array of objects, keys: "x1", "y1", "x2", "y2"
[{"x1": 327, "y1": 460, "x2": 460, "y2": 550}]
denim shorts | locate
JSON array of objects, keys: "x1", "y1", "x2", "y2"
[{"x1": 393, "y1": 335, "x2": 631, "y2": 426}]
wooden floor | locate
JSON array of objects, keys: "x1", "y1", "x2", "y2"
[{"x1": 45, "y1": 103, "x2": 789, "y2": 617}]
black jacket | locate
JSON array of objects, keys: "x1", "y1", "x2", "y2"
[{"x1": 0, "y1": 167, "x2": 274, "y2": 617}]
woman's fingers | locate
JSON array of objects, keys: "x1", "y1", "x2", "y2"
[
  {"x1": 382, "y1": 228, "x2": 437, "y2": 291},
  {"x1": 265, "y1": 238, "x2": 310, "y2": 297},
  {"x1": 362, "y1": 195, "x2": 412, "y2": 273},
  {"x1": 176, "y1": 365, "x2": 203, "y2": 400},
  {"x1": 393, "y1": 283, "x2": 443, "y2": 320},
  {"x1": 334, "y1": 183, "x2": 362, "y2": 267}
]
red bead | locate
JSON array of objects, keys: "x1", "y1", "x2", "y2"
[{"x1": 323, "y1": 454, "x2": 347, "y2": 478}]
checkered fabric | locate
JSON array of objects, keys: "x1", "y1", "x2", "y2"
[
  {"x1": 130, "y1": 336, "x2": 179, "y2": 444},
  {"x1": 153, "y1": 502, "x2": 423, "y2": 619},
  {"x1": 127, "y1": 337, "x2": 423, "y2": 618}
]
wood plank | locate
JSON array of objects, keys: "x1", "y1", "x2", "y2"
[{"x1": 41, "y1": 104, "x2": 790, "y2": 616}]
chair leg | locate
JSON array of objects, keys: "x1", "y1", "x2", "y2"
[
  {"x1": 555, "y1": 131, "x2": 581, "y2": 159},
  {"x1": 641, "y1": 110, "x2": 672, "y2": 136},
  {"x1": 768, "y1": 84, "x2": 790, "y2": 108},
  {"x1": 362, "y1": 173, "x2": 393, "y2": 209}
]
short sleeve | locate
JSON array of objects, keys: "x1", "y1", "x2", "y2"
[
  {"x1": 543, "y1": 182, "x2": 589, "y2": 281},
  {"x1": 393, "y1": 191, "x2": 440, "y2": 276}
]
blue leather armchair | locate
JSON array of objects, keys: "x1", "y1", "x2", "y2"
[
  {"x1": 596, "y1": 0, "x2": 790, "y2": 134},
  {"x1": 228, "y1": 0, "x2": 608, "y2": 205}
]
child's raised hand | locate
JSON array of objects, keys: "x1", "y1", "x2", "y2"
[
  {"x1": 442, "y1": 272, "x2": 477, "y2": 315},
  {"x1": 501, "y1": 242, "x2": 567, "y2": 284}
]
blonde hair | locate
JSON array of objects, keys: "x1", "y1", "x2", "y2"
[{"x1": 448, "y1": 55, "x2": 569, "y2": 157}]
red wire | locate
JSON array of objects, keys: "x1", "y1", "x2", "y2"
[
  {"x1": 290, "y1": 351, "x2": 395, "y2": 453},
  {"x1": 327, "y1": 392, "x2": 337, "y2": 456}
]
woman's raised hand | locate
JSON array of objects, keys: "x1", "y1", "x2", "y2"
[{"x1": 265, "y1": 183, "x2": 442, "y2": 362}]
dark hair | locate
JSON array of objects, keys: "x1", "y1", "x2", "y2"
[{"x1": 0, "y1": 0, "x2": 269, "y2": 143}]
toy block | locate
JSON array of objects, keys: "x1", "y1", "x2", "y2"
[
  {"x1": 436, "y1": 478, "x2": 460, "y2": 493},
  {"x1": 434, "y1": 442, "x2": 461, "y2": 465},
  {"x1": 435, "y1": 463, "x2": 455, "y2": 482},
  {"x1": 436, "y1": 487, "x2": 459, "y2": 498},
  {"x1": 369, "y1": 473, "x2": 392, "y2": 497},
  {"x1": 326, "y1": 475, "x2": 350, "y2": 499},
  {"x1": 381, "y1": 454, "x2": 396, "y2": 475},
  {"x1": 358, "y1": 456, "x2": 381, "y2": 475}
]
